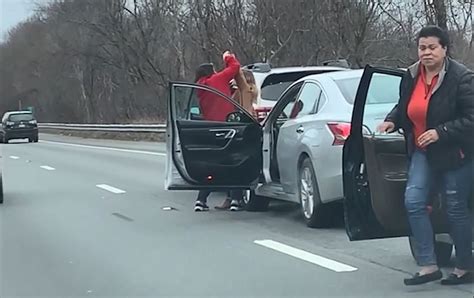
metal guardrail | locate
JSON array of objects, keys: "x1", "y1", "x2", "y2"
[{"x1": 39, "y1": 123, "x2": 167, "y2": 133}]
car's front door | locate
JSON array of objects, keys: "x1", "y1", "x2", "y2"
[
  {"x1": 343, "y1": 65, "x2": 449, "y2": 241},
  {"x1": 165, "y1": 82, "x2": 263, "y2": 190}
]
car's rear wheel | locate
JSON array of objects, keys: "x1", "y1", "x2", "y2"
[
  {"x1": 298, "y1": 157, "x2": 330, "y2": 228},
  {"x1": 408, "y1": 236, "x2": 453, "y2": 267},
  {"x1": 242, "y1": 189, "x2": 270, "y2": 212}
]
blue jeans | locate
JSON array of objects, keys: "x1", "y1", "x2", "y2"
[{"x1": 405, "y1": 150, "x2": 473, "y2": 269}]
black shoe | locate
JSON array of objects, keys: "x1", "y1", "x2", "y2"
[
  {"x1": 403, "y1": 270, "x2": 443, "y2": 286},
  {"x1": 441, "y1": 272, "x2": 473, "y2": 285},
  {"x1": 194, "y1": 201, "x2": 209, "y2": 212},
  {"x1": 229, "y1": 200, "x2": 243, "y2": 211}
]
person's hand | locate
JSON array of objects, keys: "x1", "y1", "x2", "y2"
[
  {"x1": 417, "y1": 129, "x2": 439, "y2": 148},
  {"x1": 222, "y1": 51, "x2": 233, "y2": 60},
  {"x1": 376, "y1": 121, "x2": 395, "y2": 133}
]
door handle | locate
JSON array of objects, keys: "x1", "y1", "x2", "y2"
[
  {"x1": 210, "y1": 129, "x2": 237, "y2": 139},
  {"x1": 296, "y1": 126, "x2": 304, "y2": 134}
]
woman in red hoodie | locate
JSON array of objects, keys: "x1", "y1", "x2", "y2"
[
  {"x1": 193, "y1": 51, "x2": 244, "y2": 212},
  {"x1": 195, "y1": 51, "x2": 241, "y2": 121}
]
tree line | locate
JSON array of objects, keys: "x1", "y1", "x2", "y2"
[{"x1": 0, "y1": 0, "x2": 472, "y2": 123}]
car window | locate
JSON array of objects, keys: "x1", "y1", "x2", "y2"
[
  {"x1": 172, "y1": 84, "x2": 253, "y2": 124},
  {"x1": 363, "y1": 73, "x2": 402, "y2": 133},
  {"x1": 334, "y1": 77, "x2": 362, "y2": 104},
  {"x1": 9, "y1": 114, "x2": 34, "y2": 121},
  {"x1": 279, "y1": 82, "x2": 304, "y2": 118},
  {"x1": 290, "y1": 82, "x2": 321, "y2": 119},
  {"x1": 316, "y1": 89, "x2": 327, "y2": 112},
  {"x1": 260, "y1": 70, "x2": 337, "y2": 101}
]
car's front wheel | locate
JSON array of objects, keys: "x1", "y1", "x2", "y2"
[
  {"x1": 242, "y1": 189, "x2": 270, "y2": 212},
  {"x1": 408, "y1": 236, "x2": 453, "y2": 267},
  {"x1": 298, "y1": 157, "x2": 331, "y2": 228}
]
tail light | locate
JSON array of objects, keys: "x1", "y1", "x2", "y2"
[
  {"x1": 327, "y1": 122, "x2": 351, "y2": 146},
  {"x1": 254, "y1": 107, "x2": 272, "y2": 122}
]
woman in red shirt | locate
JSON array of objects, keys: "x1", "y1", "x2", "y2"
[
  {"x1": 378, "y1": 26, "x2": 474, "y2": 286},
  {"x1": 193, "y1": 51, "x2": 244, "y2": 212}
]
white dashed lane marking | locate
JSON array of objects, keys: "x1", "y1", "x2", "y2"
[{"x1": 254, "y1": 240, "x2": 358, "y2": 273}]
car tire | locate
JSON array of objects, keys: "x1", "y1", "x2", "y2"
[
  {"x1": 34, "y1": 136, "x2": 39, "y2": 142},
  {"x1": 242, "y1": 189, "x2": 270, "y2": 212},
  {"x1": 28, "y1": 138, "x2": 33, "y2": 143},
  {"x1": 408, "y1": 236, "x2": 453, "y2": 267},
  {"x1": 298, "y1": 157, "x2": 330, "y2": 228}
]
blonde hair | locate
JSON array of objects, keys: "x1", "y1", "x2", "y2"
[{"x1": 242, "y1": 69, "x2": 258, "y2": 102}]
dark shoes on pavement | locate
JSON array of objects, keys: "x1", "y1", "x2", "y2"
[
  {"x1": 194, "y1": 201, "x2": 209, "y2": 212},
  {"x1": 404, "y1": 270, "x2": 443, "y2": 286},
  {"x1": 229, "y1": 200, "x2": 243, "y2": 211},
  {"x1": 404, "y1": 270, "x2": 473, "y2": 286},
  {"x1": 441, "y1": 272, "x2": 473, "y2": 285}
]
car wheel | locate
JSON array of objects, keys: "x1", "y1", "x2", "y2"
[
  {"x1": 298, "y1": 157, "x2": 330, "y2": 228},
  {"x1": 242, "y1": 189, "x2": 269, "y2": 212},
  {"x1": 34, "y1": 136, "x2": 39, "y2": 142},
  {"x1": 408, "y1": 236, "x2": 453, "y2": 267},
  {"x1": 28, "y1": 138, "x2": 33, "y2": 143}
]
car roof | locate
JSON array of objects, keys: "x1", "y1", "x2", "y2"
[
  {"x1": 255, "y1": 66, "x2": 347, "y2": 75},
  {"x1": 301, "y1": 68, "x2": 364, "y2": 82},
  {"x1": 3, "y1": 111, "x2": 33, "y2": 117},
  {"x1": 5, "y1": 110, "x2": 32, "y2": 114}
]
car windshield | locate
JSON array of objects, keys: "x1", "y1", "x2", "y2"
[{"x1": 9, "y1": 114, "x2": 34, "y2": 121}]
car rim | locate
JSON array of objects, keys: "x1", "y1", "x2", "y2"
[
  {"x1": 243, "y1": 190, "x2": 251, "y2": 204},
  {"x1": 300, "y1": 166, "x2": 314, "y2": 219}
]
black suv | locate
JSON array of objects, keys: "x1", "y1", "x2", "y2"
[{"x1": 1, "y1": 111, "x2": 39, "y2": 143}]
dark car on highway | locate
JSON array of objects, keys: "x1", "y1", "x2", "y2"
[{"x1": 1, "y1": 111, "x2": 39, "y2": 143}]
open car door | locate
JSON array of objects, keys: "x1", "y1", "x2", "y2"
[
  {"x1": 165, "y1": 82, "x2": 263, "y2": 190},
  {"x1": 343, "y1": 65, "x2": 449, "y2": 241}
]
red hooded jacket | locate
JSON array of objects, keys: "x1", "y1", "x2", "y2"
[{"x1": 197, "y1": 55, "x2": 241, "y2": 121}]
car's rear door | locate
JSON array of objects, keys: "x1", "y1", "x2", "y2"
[
  {"x1": 165, "y1": 82, "x2": 263, "y2": 190},
  {"x1": 343, "y1": 65, "x2": 449, "y2": 241}
]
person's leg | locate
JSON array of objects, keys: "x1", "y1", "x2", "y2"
[
  {"x1": 229, "y1": 190, "x2": 243, "y2": 211},
  {"x1": 403, "y1": 150, "x2": 442, "y2": 285},
  {"x1": 405, "y1": 151, "x2": 437, "y2": 268},
  {"x1": 441, "y1": 160, "x2": 473, "y2": 279},
  {"x1": 195, "y1": 190, "x2": 211, "y2": 211}
]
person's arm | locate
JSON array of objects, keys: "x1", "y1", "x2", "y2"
[
  {"x1": 234, "y1": 69, "x2": 250, "y2": 92},
  {"x1": 377, "y1": 73, "x2": 407, "y2": 132},
  {"x1": 435, "y1": 71, "x2": 474, "y2": 143},
  {"x1": 212, "y1": 54, "x2": 241, "y2": 83}
]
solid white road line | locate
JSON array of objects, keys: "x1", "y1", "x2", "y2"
[
  {"x1": 39, "y1": 140, "x2": 166, "y2": 156},
  {"x1": 40, "y1": 165, "x2": 56, "y2": 171},
  {"x1": 96, "y1": 184, "x2": 126, "y2": 194},
  {"x1": 9, "y1": 156, "x2": 20, "y2": 159},
  {"x1": 254, "y1": 239, "x2": 358, "y2": 273}
]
